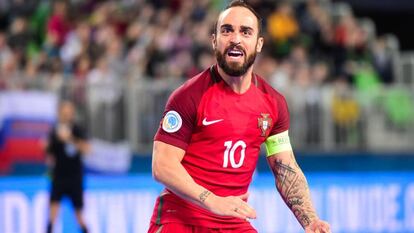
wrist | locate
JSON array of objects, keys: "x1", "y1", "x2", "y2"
[
  {"x1": 198, "y1": 190, "x2": 214, "y2": 208},
  {"x1": 303, "y1": 214, "x2": 319, "y2": 229}
]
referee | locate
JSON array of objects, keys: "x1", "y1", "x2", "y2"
[{"x1": 45, "y1": 100, "x2": 90, "y2": 233}]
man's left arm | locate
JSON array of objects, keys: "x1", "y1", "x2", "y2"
[
  {"x1": 266, "y1": 149, "x2": 330, "y2": 233},
  {"x1": 266, "y1": 96, "x2": 329, "y2": 232}
]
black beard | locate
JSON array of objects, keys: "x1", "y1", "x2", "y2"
[{"x1": 215, "y1": 44, "x2": 257, "y2": 76}]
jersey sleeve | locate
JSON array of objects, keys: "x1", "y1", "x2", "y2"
[
  {"x1": 154, "y1": 87, "x2": 197, "y2": 150},
  {"x1": 269, "y1": 95, "x2": 290, "y2": 136}
]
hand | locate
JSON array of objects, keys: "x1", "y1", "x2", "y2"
[
  {"x1": 305, "y1": 219, "x2": 331, "y2": 233},
  {"x1": 57, "y1": 124, "x2": 72, "y2": 142},
  {"x1": 204, "y1": 192, "x2": 256, "y2": 220}
]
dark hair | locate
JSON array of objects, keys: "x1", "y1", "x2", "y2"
[{"x1": 213, "y1": 0, "x2": 262, "y2": 36}]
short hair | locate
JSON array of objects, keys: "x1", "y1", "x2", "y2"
[{"x1": 213, "y1": 0, "x2": 263, "y2": 36}]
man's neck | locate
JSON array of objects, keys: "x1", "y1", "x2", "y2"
[{"x1": 217, "y1": 66, "x2": 253, "y2": 94}]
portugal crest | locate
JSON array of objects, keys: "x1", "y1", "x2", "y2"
[{"x1": 258, "y1": 113, "x2": 272, "y2": 137}]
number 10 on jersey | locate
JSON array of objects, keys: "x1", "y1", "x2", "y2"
[{"x1": 223, "y1": 140, "x2": 246, "y2": 168}]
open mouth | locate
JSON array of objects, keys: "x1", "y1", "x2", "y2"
[{"x1": 227, "y1": 49, "x2": 244, "y2": 58}]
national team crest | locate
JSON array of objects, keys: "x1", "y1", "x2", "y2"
[{"x1": 258, "y1": 113, "x2": 272, "y2": 137}]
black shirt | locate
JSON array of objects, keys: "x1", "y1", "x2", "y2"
[{"x1": 47, "y1": 123, "x2": 87, "y2": 181}]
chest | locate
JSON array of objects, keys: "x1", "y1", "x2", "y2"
[{"x1": 194, "y1": 85, "x2": 277, "y2": 142}]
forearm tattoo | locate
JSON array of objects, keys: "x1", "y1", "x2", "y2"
[
  {"x1": 272, "y1": 153, "x2": 317, "y2": 228},
  {"x1": 199, "y1": 190, "x2": 211, "y2": 203}
]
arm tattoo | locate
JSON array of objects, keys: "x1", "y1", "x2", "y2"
[
  {"x1": 199, "y1": 190, "x2": 211, "y2": 203},
  {"x1": 272, "y1": 153, "x2": 317, "y2": 228}
]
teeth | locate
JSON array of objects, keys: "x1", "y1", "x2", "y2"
[
  {"x1": 228, "y1": 50, "x2": 243, "y2": 56},
  {"x1": 230, "y1": 50, "x2": 242, "y2": 54}
]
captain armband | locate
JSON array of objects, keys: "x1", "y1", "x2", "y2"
[{"x1": 264, "y1": 130, "x2": 292, "y2": 157}]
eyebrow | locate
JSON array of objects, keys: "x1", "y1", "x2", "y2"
[
  {"x1": 240, "y1": 26, "x2": 254, "y2": 32},
  {"x1": 220, "y1": 24, "x2": 234, "y2": 31},
  {"x1": 220, "y1": 24, "x2": 254, "y2": 32}
]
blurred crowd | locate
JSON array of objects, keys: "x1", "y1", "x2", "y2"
[
  {"x1": 0, "y1": 0, "x2": 395, "y2": 90},
  {"x1": 0, "y1": 0, "x2": 408, "y2": 147}
]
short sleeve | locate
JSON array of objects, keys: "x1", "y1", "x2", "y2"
[
  {"x1": 154, "y1": 87, "x2": 197, "y2": 150},
  {"x1": 269, "y1": 95, "x2": 290, "y2": 136}
]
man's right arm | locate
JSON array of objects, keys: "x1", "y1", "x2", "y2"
[
  {"x1": 44, "y1": 132, "x2": 55, "y2": 168},
  {"x1": 152, "y1": 140, "x2": 256, "y2": 220}
]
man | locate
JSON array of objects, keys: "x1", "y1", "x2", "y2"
[
  {"x1": 45, "y1": 100, "x2": 89, "y2": 233},
  {"x1": 148, "y1": 1, "x2": 331, "y2": 232}
]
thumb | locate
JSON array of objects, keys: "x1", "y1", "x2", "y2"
[{"x1": 237, "y1": 192, "x2": 250, "y2": 201}]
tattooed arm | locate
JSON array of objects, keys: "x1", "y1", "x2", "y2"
[{"x1": 267, "y1": 150, "x2": 330, "y2": 232}]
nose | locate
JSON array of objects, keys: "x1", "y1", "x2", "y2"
[{"x1": 229, "y1": 32, "x2": 241, "y2": 44}]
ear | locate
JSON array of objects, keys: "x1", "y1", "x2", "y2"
[
  {"x1": 211, "y1": 33, "x2": 217, "y2": 50},
  {"x1": 256, "y1": 37, "x2": 264, "y2": 53}
]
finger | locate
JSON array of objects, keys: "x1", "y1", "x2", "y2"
[
  {"x1": 237, "y1": 192, "x2": 250, "y2": 201},
  {"x1": 230, "y1": 209, "x2": 250, "y2": 220},
  {"x1": 236, "y1": 205, "x2": 257, "y2": 219},
  {"x1": 322, "y1": 224, "x2": 331, "y2": 233},
  {"x1": 240, "y1": 203, "x2": 257, "y2": 219}
]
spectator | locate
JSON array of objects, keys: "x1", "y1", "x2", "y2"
[
  {"x1": 43, "y1": 30, "x2": 60, "y2": 59},
  {"x1": 268, "y1": 58, "x2": 294, "y2": 94},
  {"x1": 0, "y1": 52, "x2": 20, "y2": 89},
  {"x1": 46, "y1": 58, "x2": 64, "y2": 94},
  {"x1": 372, "y1": 36, "x2": 393, "y2": 84},
  {"x1": 86, "y1": 57, "x2": 122, "y2": 140},
  {"x1": 60, "y1": 20, "x2": 93, "y2": 71},
  {"x1": 104, "y1": 34, "x2": 126, "y2": 75},
  {"x1": 7, "y1": 16, "x2": 33, "y2": 67},
  {"x1": 0, "y1": 30, "x2": 12, "y2": 71},
  {"x1": 8, "y1": 0, "x2": 37, "y2": 19},
  {"x1": 47, "y1": 0, "x2": 71, "y2": 47},
  {"x1": 289, "y1": 64, "x2": 312, "y2": 147},
  {"x1": 331, "y1": 77, "x2": 362, "y2": 147},
  {"x1": 297, "y1": 0, "x2": 334, "y2": 59},
  {"x1": 267, "y1": 1, "x2": 299, "y2": 57},
  {"x1": 305, "y1": 61, "x2": 329, "y2": 145}
]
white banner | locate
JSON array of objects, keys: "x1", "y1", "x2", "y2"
[
  {"x1": 0, "y1": 91, "x2": 57, "y2": 124},
  {"x1": 83, "y1": 139, "x2": 132, "y2": 174}
]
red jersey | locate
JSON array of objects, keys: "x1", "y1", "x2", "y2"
[{"x1": 150, "y1": 65, "x2": 289, "y2": 228}]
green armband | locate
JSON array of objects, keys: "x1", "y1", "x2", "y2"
[{"x1": 264, "y1": 130, "x2": 292, "y2": 157}]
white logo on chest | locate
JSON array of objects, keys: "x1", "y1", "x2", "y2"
[{"x1": 202, "y1": 117, "x2": 223, "y2": 126}]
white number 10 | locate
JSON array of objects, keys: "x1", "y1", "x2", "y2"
[{"x1": 223, "y1": 140, "x2": 246, "y2": 168}]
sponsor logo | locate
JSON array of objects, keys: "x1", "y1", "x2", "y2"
[
  {"x1": 162, "y1": 111, "x2": 182, "y2": 133},
  {"x1": 202, "y1": 117, "x2": 223, "y2": 126}
]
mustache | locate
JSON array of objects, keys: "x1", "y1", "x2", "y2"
[{"x1": 225, "y1": 42, "x2": 246, "y2": 55}]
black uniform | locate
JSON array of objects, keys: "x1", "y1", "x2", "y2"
[{"x1": 47, "y1": 123, "x2": 87, "y2": 209}]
